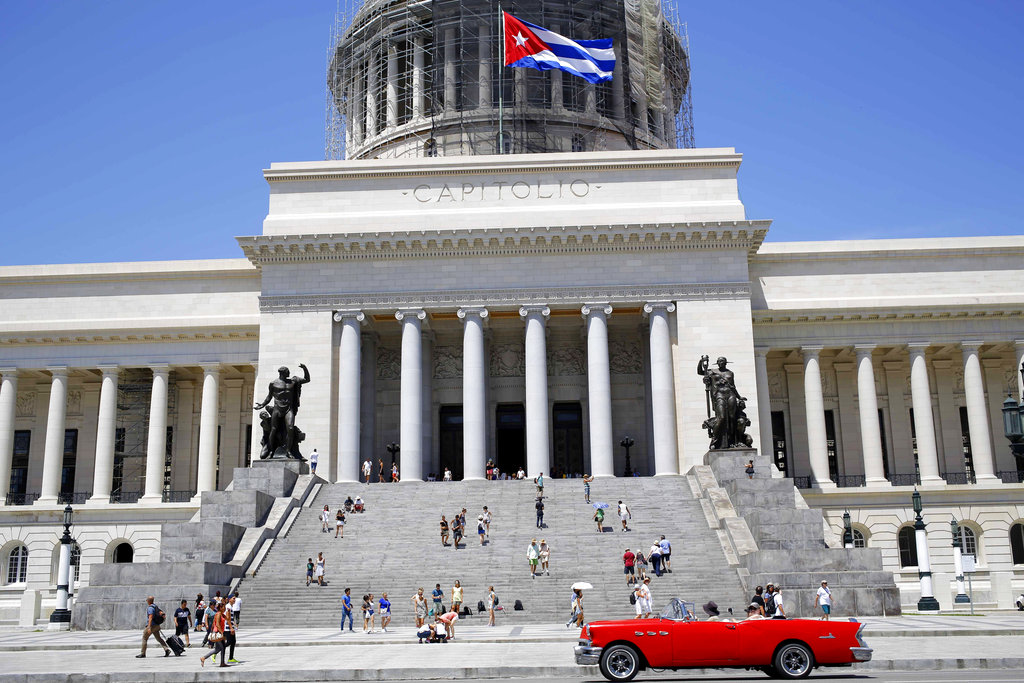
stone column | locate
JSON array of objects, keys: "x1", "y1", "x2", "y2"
[
  {"x1": 444, "y1": 28, "x2": 457, "y2": 112},
  {"x1": 412, "y1": 36, "x2": 425, "y2": 118},
  {"x1": 458, "y1": 307, "x2": 488, "y2": 480},
  {"x1": 396, "y1": 309, "x2": 426, "y2": 481},
  {"x1": 88, "y1": 367, "x2": 120, "y2": 504},
  {"x1": 753, "y1": 348, "x2": 773, "y2": 461},
  {"x1": 643, "y1": 303, "x2": 678, "y2": 475},
  {"x1": 1016, "y1": 340, "x2": 1024, "y2": 403},
  {"x1": 365, "y1": 53, "x2": 378, "y2": 138},
  {"x1": 335, "y1": 311, "x2": 365, "y2": 483},
  {"x1": 194, "y1": 364, "x2": 221, "y2": 498},
  {"x1": 219, "y1": 379, "x2": 243, "y2": 486},
  {"x1": 520, "y1": 305, "x2": 551, "y2": 478},
  {"x1": 38, "y1": 367, "x2": 69, "y2": 504},
  {"x1": 855, "y1": 346, "x2": 889, "y2": 486},
  {"x1": 582, "y1": 304, "x2": 614, "y2": 477},
  {"x1": 883, "y1": 360, "x2": 913, "y2": 475},
  {"x1": 801, "y1": 347, "x2": 835, "y2": 489},
  {"x1": 961, "y1": 342, "x2": 997, "y2": 481},
  {"x1": 386, "y1": 43, "x2": 398, "y2": 129},
  {"x1": 908, "y1": 344, "x2": 942, "y2": 485},
  {"x1": 478, "y1": 25, "x2": 491, "y2": 109},
  {"x1": 139, "y1": 366, "x2": 170, "y2": 503},
  {"x1": 611, "y1": 40, "x2": 625, "y2": 120},
  {"x1": 0, "y1": 369, "x2": 18, "y2": 505}
]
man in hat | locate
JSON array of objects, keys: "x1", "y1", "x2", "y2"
[
  {"x1": 702, "y1": 601, "x2": 725, "y2": 621},
  {"x1": 815, "y1": 580, "x2": 833, "y2": 620},
  {"x1": 744, "y1": 603, "x2": 766, "y2": 620}
]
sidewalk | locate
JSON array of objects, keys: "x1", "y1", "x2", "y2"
[{"x1": 0, "y1": 615, "x2": 1022, "y2": 681}]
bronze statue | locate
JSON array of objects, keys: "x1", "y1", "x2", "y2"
[
  {"x1": 254, "y1": 364, "x2": 310, "y2": 459},
  {"x1": 697, "y1": 355, "x2": 752, "y2": 449}
]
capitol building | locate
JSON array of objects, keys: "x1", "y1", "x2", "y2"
[{"x1": 1, "y1": 0, "x2": 1022, "y2": 626}]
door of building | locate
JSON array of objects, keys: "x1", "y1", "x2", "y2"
[
  {"x1": 552, "y1": 402, "x2": 584, "y2": 477},
  {"x1": 439, "y1": 405, "x2": 464, "y2": 480},
  {"x1": 495, "y1": 404, "x2": 525, "y2": 475}
]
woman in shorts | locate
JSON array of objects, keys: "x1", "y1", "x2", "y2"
[
  {"x1": 379, "y1": 592, "x2": 392, "y2": 632},
  {"x1": 451, "y1": 580, "x2": 463, "y2": 615},
  {"x1": 335, "y1": 508, "x2": 345, "y2": 538},
  {"x1": 362, "y1": 594, "x2": 375, "y2": 633},
  {"x1": 439, "y1": 515, "x2": 449, "y2": 546},
  {"x1": 539, "y1": 539, "x2": 551, "y2": 575},
  {"x1": 477, "y1": 515, "x2": 487, "y2": 545},
  {"x1": 320, "y1": 505, "x2": 330, "y2": 533},
  {"x1": 487, "y1": 586, "x2": 497, "y2": 627},
  {"x1": 412, "y1": 587, "x2": 428, "y2": 627}
]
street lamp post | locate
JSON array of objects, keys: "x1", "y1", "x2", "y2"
[
  {"x1": 1001, "y1": 362, "x2": 1024, "y2": 477},
  {"x1": 842, "y1": 510, "x2": 854, "y2": 549},
  {"x1": 49, "y1": 504, "x2": 74, "y2": 628},
  {"x1": 912, "y1": 489, "x2": 940, "y2": 611},
  {"x1": 619, "y1": 436, "x2": 635, "y2": 477},
  {"x1": 386, "y1": 442, "x2": 400, "y2": 478},
  {"x1": 950, "y1": 518, "x2": 971, "y2": 604}
]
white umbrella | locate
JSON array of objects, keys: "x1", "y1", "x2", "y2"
[{"x1": 571, "y1": 582, "x2": 594, "y2": 591}]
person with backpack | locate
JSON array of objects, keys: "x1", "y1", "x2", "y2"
[
  {"x1": 136, "y1": 596, "x2": 171, "y2": 658},
  {"x1": 594, "y1": 506, "x2": 605, "y2": 532},
  {"x1": 763, "y1": 583, "x2": 778, "y2": 618}
]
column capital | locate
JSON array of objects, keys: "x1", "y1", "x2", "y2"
[
  {"x1": 960, "y1": 340, "x2": 985, "y2": 352},
  {"x1": 519, "y1": 304, "x2": 550, "y2": 319},
  {"x1": 334, "y1": 310, "x2": 366, "y2": 323},
  {"x1": 753, "y1": 347, "x2": 771, "y2": 359},
  {"x1": 96, "y1": 365, "x2": 120, "y2": 378},
  {"x1": 198, "y1": 363, "x2": 222, "y2": 374},
  {"x1": 853, "y1": 344, "x2": 877, "y2": 358},
  {"x1": 457, "y1": 306, "x2": 489, "y2": 320},
  {"x1": 906, "y1": 342, "x2": 931, "y2": 355},
  {"x1": 581, "y1": 303, "x2": 613, "y2": 318},
  {"x1": 395, "y1": 308, "x2": 426, "y2": 322},
  {"x1": 642, "y1": 301, "x2": 675, "y2": 315},
  {"x1": 0, "y1": 367, "x2": 19, "y2": 377},
  {"x1": 148, "y1": 364, "x2": 171, "y2": 378},
  {"x1": 46, "y1": 366, "x2": 68, "y2": 378},
  {"x1": 800, "y1": 345, "x2": 824, "y2": 359}
]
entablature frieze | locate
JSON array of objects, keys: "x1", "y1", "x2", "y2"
[
  {"x1": 258, "y1": 282, "x2": 752, "y2": 314},
  {"x1": 238, "y1": 221, "x2": 771, "y2": 266}
]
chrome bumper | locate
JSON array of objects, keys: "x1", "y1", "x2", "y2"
[
  {"x1": 575, "y1": 645, "x2": 603, "y2": 665},
  {"x1": 850, "y1": 647, "x2": 873, "y2": 662}
]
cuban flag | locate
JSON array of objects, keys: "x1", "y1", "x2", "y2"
[{"x1": 503, "y1": 12, "x2": 615, "y2": 84}]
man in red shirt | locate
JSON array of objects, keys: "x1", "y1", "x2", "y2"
[{"x1": 623, "y1": 548, "x2": 636, "y2": 586}]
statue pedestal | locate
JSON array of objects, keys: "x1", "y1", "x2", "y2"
[
  {"x1": 237, "y1": 459, "x2": 309, "y2": 498},
  {"x1": 703, "y1": 448, "x2": 773, "y2": 483}
]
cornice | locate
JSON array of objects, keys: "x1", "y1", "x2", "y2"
[
  {"x1": 752, "y1": 305, "x2": 1024, "y2": 326},
  {"x1": 238, "y1": 222, "x2": 771, "y2": 267},
  {"x1": 259, "y1": 283, "x2": 751, "y2": 314},
  {"x1": 0, "y1": 329, "x2": 259, "y2": 348}
]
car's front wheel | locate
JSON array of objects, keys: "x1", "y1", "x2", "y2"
[
  {"x1": 772, "y1": 642, "x2": 814, "y2": 679},
  {"x1": 599, "y1": 643, "x2": 641, "y2": 682}
]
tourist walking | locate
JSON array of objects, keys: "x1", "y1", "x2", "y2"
[
  {"x1": 315, "y1": 552, "x2": 326, "y2": 585},
  {"x1": 618, "y1": 500, "x2": 632, "y2": 531},
  {"x1": 539, "y1": 539, "x2": 550, "y2": 575},
  {"x1": 623, "y1": 547, "x2": 636, "y2": 585},
  {"x1": 199, "y1": 601, "x2": 216, "y2": 646},
  {"x1": 334, "y1": 508, "x2": 346, "y2": 538},
  {"x1": 320, "y1": 505, "x2": 330, "y2": 533},
  {"x1": 439, "y1": 515, "x2": 449, "y2": 546},
  {"x1": 224, "y1": 595, "x2": 238, "y2": 663},
  {"x1": 482, "y1": 506, "x2": 492, "y2": 538},
  {"x1": 340, "y1": 587, "x2": 354, "y2": 631},
  {"x1": 593, "y1": 505, "x2": 605, "y2": 532},
  {"x1": 535, "y1": 496, "x2": 545, "y2": 528},
  {"x1": 305, "y1": 557, "x2": 314, "y2": 586},
  {"x1": 362, "y1": 593, "x2": 375, "y2": 633},
  {"x1": 173, "y1": 599, "x2": 192, "y2": 648},
  {"x1": 309, "y1": 448, "x2": 319, "y2": 474},
  {"x1": 379, "y1": 592, "x2": 392, "y2": 632},
  {"x1": 431, "y1": 584, "x2": 444, "y2": 616},
  {"x1": 634, "y1": 549, "x2": 648, "y2": 582},
  {"x1": 362, "y1": 458, "x2": 372, "y2": 483},
  {"x1": 535, "y1": 472, "x2": 544, "y2": 495},
  {"x1": 527, "y1": 539, "x2": 540, "y2": 579},
  {"x1": 566, "y1": 588, "x2": 584, "y2": 628},
  {"x1": 648, "y1": 541, "x2": 663, "y2": 577},
  {"x1": 487, "y1": 586, "x2": 497, "y2": 626},
  {"x1": 451, "y1": 513, "x2": 463, "y2": 548},
  {"x1": 636, "y1": 578, "x2": 653, "y2": 618},
  {"x1": 193, "y1": 594, "x2": 206, "y2": 633},
  {"x1": 815, "y1": 581, "x2": 832, "y2": 620},
  {"x1": 377, "y1": 458, "x2": 385, "y2": 482},
  {"x1": 477, "y1": 515, "x2": 487, "y2": 544},
  {"x1": 198, "y1": 602, "x2": 228, "y2": 668},
  {"x1": 391, "y1": 463, "x2": 399, "y2": 482},
  {"x1": 412, "y1": 587, "x2": 428, "y2": 627},
  {"x1": 230, "y1": 591, "x2": 241, "y2": 626},
  {"x1": 659, "y1": 535, "x2": 672, "y2": 572},
  {"x1": 583, "y1": 474, "x2": 593, "y2": 503},
  {"x1": 451, "y1": 580, "x2": 464, "y2": 614},
  {"x1": 136, "y1": 596, "x2": 170, "y2": 658}
]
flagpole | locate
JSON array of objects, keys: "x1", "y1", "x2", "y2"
[{"x1": 498, "y1": 3, "x2": 504, "y2": 154}]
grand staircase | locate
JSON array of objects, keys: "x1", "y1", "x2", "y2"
[{"x1": 238, "y1": 477, "x2": 748, "y2": 627}]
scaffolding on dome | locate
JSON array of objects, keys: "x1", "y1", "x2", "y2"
[{"x1": 325, "y1": 0, "x2": 693, "y2": 160}]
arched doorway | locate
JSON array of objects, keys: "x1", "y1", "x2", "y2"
[{"x1": 112, "y1": 542, "x2": 133, "y2": 563}]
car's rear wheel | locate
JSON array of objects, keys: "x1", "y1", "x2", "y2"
[
  {"x1": 772, "y1": 642, "x2": 814, "y2": 679},
  {"x1": 599, "y1": 643, "x2": 641, "y2": 682}
]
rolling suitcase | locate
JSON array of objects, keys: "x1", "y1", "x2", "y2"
[{"x1": 167, "y1": 634, "x2": 186, "y2": 656}]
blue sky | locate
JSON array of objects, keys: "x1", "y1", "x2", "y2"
[{"x1": 1, "y1": 1, "x2": 1021, "y2": 266}]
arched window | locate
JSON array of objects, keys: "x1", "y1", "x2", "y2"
[
  {"x1": 898, "y1": 526, "x2": 918, "y2": 567},
  {"x1": 1011, "y1": 523, "x2": 1024, "y2": 565},
  {"x1": 6, "y1": 545, "x2": 29, "y2": 584},
  {"x1": 424, "y1": 138, "x2": 437, "y2": 157},
  {"x1": 852, "y1": 528, "x2": 867, "y2": 548},
  {"x1": 112, "y1": 542, "x2": 133, "y2": 564},
  {"x1": 955, "y1": 525, "x2": 978, "y2": 557}
]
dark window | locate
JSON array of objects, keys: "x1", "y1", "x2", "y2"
[
  {"x1": 425, "y1": 138, "x2": 437, "y2": 157},
  {"x1": 9, "y1": 430, "x2": 30, "y2": 496},
  {"x1": 495, "y1": 404, "x2": 526, "y2": 475},
  {"x1": 571, "y1": 133, "x2": 586, "y2": 153},
  {"x1": 112, "y1": 543, "x2": 133, "y2": 563},
  {"x1": 771, "y1": 411, "x2": 788, "y2": 475},
  {"x1": 439, "y1": 405, "x2": 464, "y2": 481},
  {"x1": 852, "y1": 528, "x2": 866, "y2": 548},
  {"x1": 162, "y1": 426, "x2": 173, "y2": 493},
  {"x1": 909, "y1": 409, "x2": 921, "y2": 481},
  {"x1": 1010, "y1": 523, "x2": 1024, "y2": 564},
  {"x1": 959, "y1": 406, "x2": 975, "y2": 480},
  {"x1": 244, "y1": 424, "x2": 252, "y2": 469},
  {"x1": 60, "y1": 429, "x2": 78, "y2": 496},
  {"x1": 955, "y1": 525, "x2": 978, "y2": 557},
  {"x1": 552, "y1": 402, "x2": 584, "y2": 477},
  {"x1": 824, "y1": 410, "x2": 838, "y2": 482},
  {"x1": 877, "y1": 409, "x2": 890, "y2": 479},
  {"x1": 898, "y1": 526, "x2": 918, "y2": 567}
]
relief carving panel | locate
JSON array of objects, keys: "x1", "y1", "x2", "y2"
[
  {"x1": 490, "y1": 343, "x2": 525, "y2": 377},
  {"x1": 16, "y1": 392, "x2": 35, "y2": 417},
  {"x1": 609, "y1": 341, "x2": 643, "y2": 375},
  {"x1": 433, "y1": 346, "x2": 462, "y2": 380},
  {"x1": 376, "y1": 347, "x2": 401, "y2": 380},
  {"x1": 549, "y1": 346, "x2": 585, "y2": 376}
]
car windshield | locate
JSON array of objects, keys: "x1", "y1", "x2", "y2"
[{"x1": 659, "y1": 598, "x2": 696, "y2": 621}]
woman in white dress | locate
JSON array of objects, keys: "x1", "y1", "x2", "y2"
[{"x1": 315, "y1": 552, "x2": 326, "y2": 586}]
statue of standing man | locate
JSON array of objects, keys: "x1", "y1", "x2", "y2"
[
  {"x1": 697, "y1": 355, "x2": 751, "y2": 450},
  {"x1": 254, "y1": 364, "x2": 310, "y2": 459}
]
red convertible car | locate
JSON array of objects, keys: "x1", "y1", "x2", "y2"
[{"x1": 575, "y1": 599, "x2": 872, "y2": 681}]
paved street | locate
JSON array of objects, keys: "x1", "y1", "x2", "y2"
[{"x1": 0, "y1": 614, "x2": 1022, "y2": 681}]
